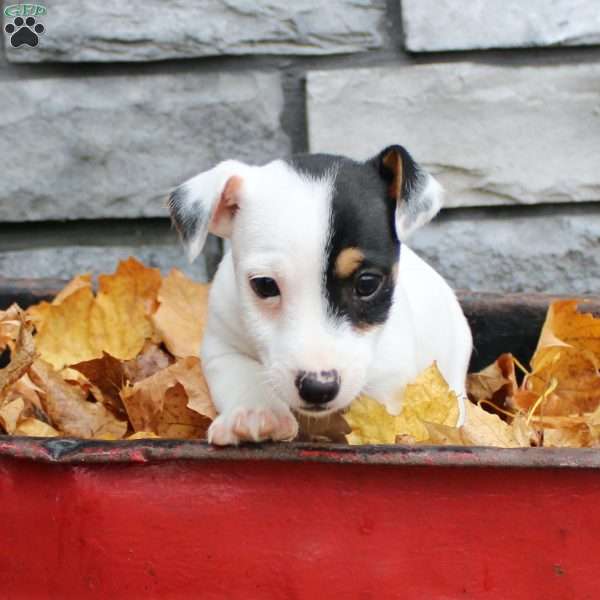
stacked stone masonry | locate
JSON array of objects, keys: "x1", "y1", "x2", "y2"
[{"x1": 1, "y1": 0, "x2": 599, "y2": 292}]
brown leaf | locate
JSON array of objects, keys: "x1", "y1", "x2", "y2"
[
  {"x1": 295, "y1": 411, "x2": 351, "y2": 443},
  {"x1": 467, "y1": 353, "x2": 518, "y2": 412},
  {"x1": 0, "y1": 312, "x2": 36, "y2": 399},
  {"x1": 29, "y1": 359, "x2": 127, "y2": 439},
  {"x1": 536, "y1": 300, "x2": 600, "y2": 361},
  {"x1": 518, "y1": 347, "x2": 600, "y2": 416},
  {"x1": 122, "y1": 342, "x2": 173, "y2": 384},
  {"x1": 71, "y1": 353, "x2": 127, "y2": 414},
  {"x1": 3, "y1": 373, "x2": 45, "y2": 409},
  {"x1": 0, "y1": 303, "x2": 23, "y2": 352},
  {"x1": 152, "y1": 269, "x2": 210, "y2": 358},
  {"x1": 0, "y1": 398, "x2": 26, "y2": 434},
  {"x1": 120, "y1": 356, "x2": 215, "y2": 439},
  {"x1": 516, "y1": 301, "x2": 600, "y2": 418}
]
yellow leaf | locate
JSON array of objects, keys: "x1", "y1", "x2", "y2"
[
  {"x1": 14, "y1": 418, "x2": 60, "y2": 438},
  {"x1": 90, "y1": 258, "x2": 162, "y2": 361},
  {"x1": 461, "y1": 401, "x2": 521, "y2": 447},
  {"x1": 27, "y1": 274, "x2": 92, "y2": 331},
  {"x1": 32, "y1": 286, "x2": 100, "y2": 369},
  {"x1": 394, "y1": 363, "x2": 460, "y2": 442},
  {"x1": 152, "y1": 269, "x2": 210, "y2": 358},
  {"x1": 344, "y1": 396, "x2": 397, "y2": 445},
  {"x1": 127, "y1": 431, "x2": 159, "y2": 440},
  {"x1": 421, "y1": 421, "x2": 469, "y2": 446},
  {"x1": 344, "y1": 363, "x2": 461, "y2": 445}
]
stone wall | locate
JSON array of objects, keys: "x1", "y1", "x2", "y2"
[{"x1": 1, "y1": 0, "x2": 599, "y2": 292}]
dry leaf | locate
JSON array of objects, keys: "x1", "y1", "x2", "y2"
[
  {"x1": 537, "y1": 300, "x2": 600, "y2": 360},
  {"x1": 344, "y1": 363, "x2": 460, "y2": 445},
  {"x1": 71, "y1": 353, "x2": 127, "y2": 414},
  {"x1": 90, "y1": 258, "x2": 162, "y2": 360},
  {"x1": 295, "y1": 411, "x2": 351, "y2": 443},
  {"x1": 515, "y1": 301, "x2": 600, "y2": 417},
  {"x1": 420, "y1": 421, "x2": 469, "y2": 445},
  {"x1": 14, "y1": 418, "x2": 60, "y2": 438},
  {"x1": 152, "y1": 269, "x2": 210, "y2": 358},
  {"x1": 123, "y1": 342, "x2": 173, "y2": 384},
  {"x1": 31, "y1": 285, "x2": 100, "y2": 369},
  {"x1": 0, "y1": 312, "x2": 36, "y2": 398},
  {"x1": 344, "y1": 396, "x2": 397, "y2": 445},
  {"x1": 394, "y1": 363, "x2": 459, "y2": 442},
  {"x1": 120, "y1": 356, "x2": 215, "y2": 438},
  {"x1": 0, "y1": 398, "x2": 26, "y2": 434},
  {"x1": 467, "y1": 353, "x2": 518, "y2": 411},
  {"x1": 127, "y1": 431, "x2": 159, "y2": 440},
  {"x1": 27, "y1": 274, "x2": 92, "y2": 331},
  {"x1": 461, "y1": 401, "x2": 521, "y2": 448},
  {"x1": 60, "y1": 367, "x2": 105, "y2": 404},
  {"x1": 3, "y1": 373, "x2": 45, "y2": 409},
  {"x1": 30, "y1": 359, "x2": 127, "y2": 439},
  {"x1": 0, "y1": 303, "x2": 23, "y2": 352}
]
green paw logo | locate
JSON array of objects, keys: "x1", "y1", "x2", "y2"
[{"x1": 4, "y1": 4, "x2": 46, "y2": 48}]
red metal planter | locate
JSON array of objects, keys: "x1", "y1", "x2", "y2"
[{"x1": 1, "y1": 278, "x2": 600, "y2": 600}]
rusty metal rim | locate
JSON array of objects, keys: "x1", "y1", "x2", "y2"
[{"x1": 1, "y1": 436, "x2": 600, "y2": 468}]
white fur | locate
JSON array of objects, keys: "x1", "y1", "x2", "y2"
[{"x1": 173, "y1": 159, "x2": 472, "y2": 445}]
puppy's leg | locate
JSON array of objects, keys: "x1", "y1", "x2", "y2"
[{"x1": 204, "y1": 352, "x2": 298, "y2": 446}]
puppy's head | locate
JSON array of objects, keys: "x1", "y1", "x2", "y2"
[{"x1": 169, "y1": 146, "x2": 443, "y2": 416}]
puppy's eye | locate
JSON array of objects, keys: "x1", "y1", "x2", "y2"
[
  {"x1": 354, "y1": 273, "x2": 383, "y2": 299},
  {"x1": 250, "y1": 277, "x2": 280, "y2": 299}
]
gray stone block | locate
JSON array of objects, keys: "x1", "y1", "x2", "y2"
[
  {"x1": 409, "y1": 208, "x2": 600, "y2": 294},
  {"x1": 401, "y1": 0, "x2": 600, "y2": 52},
  {"x1": 3, "y1": 0, "x2": 384, "y2": 62},
  {"x1": 0, "y1": 71, "x2": 289, "y2": 221},
  {"x1": 0, "y1": 244, "x2": 208, "y2": 281},
  {"x1": 307, "y1": 62, "x2": 600, "y2": 208}
]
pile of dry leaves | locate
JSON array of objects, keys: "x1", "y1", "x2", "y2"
[
  {"x1": 1, "y1": 258, "x2": 599, "y2": 447},
  {"x1": 0, "y1": 258, "x2": 214, "y2": 440}
]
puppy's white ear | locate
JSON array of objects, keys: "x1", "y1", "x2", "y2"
[
  {"x1": 373, "y1": 145, "x2": 444, "y2": 241},
  {"x1": 168, "y1": 160, "x2": 251, "y2": 262}
]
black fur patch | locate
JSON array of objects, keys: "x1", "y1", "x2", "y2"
[
  {"x1": 168, "y1": 185, "x2": 202, "y2": 246},
  {"x1": 289, "y1": 153, "x2": 400, "y2": 329}
]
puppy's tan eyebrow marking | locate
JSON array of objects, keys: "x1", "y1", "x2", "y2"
[{"x1": 334, "y1": 247, "x2": 364, "y2": 278}]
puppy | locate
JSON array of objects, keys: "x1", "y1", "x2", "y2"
[{"x1": 169, "y1": 145, "x2": 472, "y2": 445}]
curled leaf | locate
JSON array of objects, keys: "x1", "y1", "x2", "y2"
[{"x1": 30, "y1": 359, "x2": 127, "y2": 439}]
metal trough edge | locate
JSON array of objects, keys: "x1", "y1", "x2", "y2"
[{"x1": 1, "y1": 437, "x2": 599, "y2": 469}]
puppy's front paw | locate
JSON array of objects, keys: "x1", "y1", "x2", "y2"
[{"x1": 208, "y1": 403, "x2": 298, "y2": 446}]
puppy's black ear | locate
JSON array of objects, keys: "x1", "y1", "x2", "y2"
[
  {"x1": 372, "y1": 145, "x2": 443, "y2": 241},
  {"x1": 168, "y1": 160, "x2": 251, "y2": 262}
]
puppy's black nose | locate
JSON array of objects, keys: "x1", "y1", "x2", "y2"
[{"x1": 295, "y1": 370, "x2": 340, "y2": 405}]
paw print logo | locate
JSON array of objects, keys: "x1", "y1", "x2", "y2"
[{"x1": 5, "y1": 16, "x2": 45, "y2": 48}]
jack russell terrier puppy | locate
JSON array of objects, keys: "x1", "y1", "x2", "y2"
[{"x1": 169, "y1": 145, "x2": 472, "y2": 445}]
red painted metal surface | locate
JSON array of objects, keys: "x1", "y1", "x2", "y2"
[
  {"x1": 0, "y1": 440, "x2": 599, "y2": 599},
  {"x1": 2, "y1": 288, "x2": 600, "y2": 598}
]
